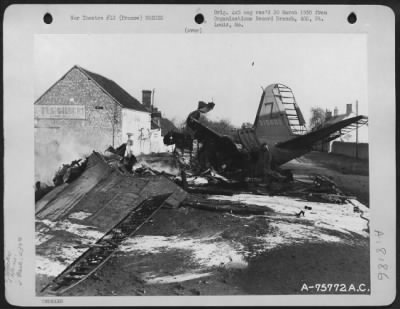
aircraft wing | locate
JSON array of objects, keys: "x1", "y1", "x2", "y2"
[
  {"x1": 188, "y1": 116, "x2": 224, "y2": 140},
  {"x1": 276, "y1": 115, "x2": 368, "y2": 150},
  {"x1": 187, "y1": 117, "x2": 242, "y2": 155}
]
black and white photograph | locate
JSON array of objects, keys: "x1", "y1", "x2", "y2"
[
  {"x1": 33, "y1": 32, "x2": 372, "y2": 296},
  {"x1": 3, "y1": 4, "x2": 396, "y2": 306}
]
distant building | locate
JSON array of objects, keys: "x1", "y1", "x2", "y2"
[
  {"x1": 314, "y1": 103, "x2": 368, "y2": 159},
  {"x1": 326, "y1": 103, "x2": 368, "y2": 139},
  {"x1": 139, "y1": 89, "x2": 178, "y2": 153}
]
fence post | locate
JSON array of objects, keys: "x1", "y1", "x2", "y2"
[{"x1": 355, "y1": 100, "x2": 359, "y2": 159}]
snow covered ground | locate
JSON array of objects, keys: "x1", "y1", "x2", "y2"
[
  {"x1": 119, "y1": 234, "x2": 247, "y2": 268},
  {"x1": 36, "y1": 194, "x2": 369, "y2": 284},
  {"x1": 209, "y1": 194, "x2": 369, "y2": 237},
  {"x1": 35, "y1": 219, "x2": 104, "y2": 277}
]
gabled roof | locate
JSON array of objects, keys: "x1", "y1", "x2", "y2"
[
  {"x1": 159, "y1": 117, "x2": 178, "y2": 136},
  {"x1": 35, "y1": 65, "x2": 148, "y2": 113},
  {"x1": 78, "y1": 66, "x2": 149, "y2": 112}
]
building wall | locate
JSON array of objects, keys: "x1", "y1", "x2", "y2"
[
  {"x1": 331, "y1": 141, "x2": 369, "y2": 160},
  {"x1": 121, "y1": 109, "x2": 151, "y2": 155},
  {"x1": 340, "y1": 125, "x2": 369, "y2": 143},
  {"x1": 34, "y1": 67, "x2": 123, "y2": 182},
  {"x1": 149, "y1": 128, "x2": 173, "y2": 153}
]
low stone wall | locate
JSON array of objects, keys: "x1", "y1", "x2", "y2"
[{"x1": 331, "y1": 141, "x2": 369, "y2": 159}]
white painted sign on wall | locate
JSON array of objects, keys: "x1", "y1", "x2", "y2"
[{"x1": 35, "y1": 105, "x2": 86, "y2": 119}]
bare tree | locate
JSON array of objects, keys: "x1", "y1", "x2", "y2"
[
  {"x1": 309, "y1": 107, "x2": 326, "y2": 131},
  {"x1": 241, "y1": 122, "x2": 253, "y2": 129},
  {"x1": 199, "y1": 117, "x2": 237, "y2": 135},
  {"x1": 103, "y1": 103, "x2": 119, "y2": 147}
]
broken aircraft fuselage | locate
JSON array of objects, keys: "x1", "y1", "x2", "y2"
[{"x1": 166, "y1": 83, "x2": 368, "y2": 180}]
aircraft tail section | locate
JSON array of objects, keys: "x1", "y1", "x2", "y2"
[
  {"x1": 254, "y1": 84, "x2": 306, "y2": 145},
  {"x1": 276, "y1": 115, "x2": 368, "y2": 151}
]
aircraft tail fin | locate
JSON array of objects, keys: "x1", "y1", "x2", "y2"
[{"x1": 254, "y1": 84, "x2": 306, "y2": 145}]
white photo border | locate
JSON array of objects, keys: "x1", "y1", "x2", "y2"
[{"x1": 3, "y1": 4, "x2": 396, "y2": 306}]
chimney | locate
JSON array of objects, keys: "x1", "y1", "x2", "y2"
[
  {"x1": 334, "y1": 106, "x2": 339, "y2": 116},
  {"x1": 326, "y1": 110, "x2": 332, "y2": 120},
  {"x1": 142, "y1": 90, "x2": 152, "y2": 109},
  {"x1": 346, "y1": 103, "x2": 352, "y2": 115}
]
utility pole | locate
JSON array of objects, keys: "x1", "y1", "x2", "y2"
[
  {"x1": 151, "y1": 88, "x2": 155, "y2": 111},
  {"x1": 355, "y1": 100, "x2": 359, "y2": 159}
]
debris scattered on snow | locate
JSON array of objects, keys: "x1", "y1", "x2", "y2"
[
  {"x1": 118, "y1": 235, "x2": 247, "y2": 269},
  {"x1": 36, "y1": 245, "x2": 88, "y2": 277},
  {"x1": 38, "y1": 219, "x2": 104, "y2": 242},
  {"x1": 209, "y1": 194, "x2": 369, "y2": 237},
  {"x1": 36, "y1": 256, "x2": 69, "y2": 277},
  {"x1": 68, "y1": 211, "x2": 92, "y2": 220},
  {"x1": 143, "y1": 271, "x2": 213, "y2": 284}
]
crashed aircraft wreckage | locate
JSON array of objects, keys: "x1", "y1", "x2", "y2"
[
  {"x1": 36, "y1": 152, "x2": 187, "y2": 294},
  {"x1": 165, "y1": 83, "x2": 368, "y2": 181},
  {"x1": 36, "y1": 83, "x2": 368, "y2": 295}
]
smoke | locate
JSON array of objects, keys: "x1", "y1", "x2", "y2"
[
  {"x1": 35, "y1": 131, "x2": 180, "y2": 185},
  {"x1": 134, "y1": 158, "x2": 180, "y2": 176},
  {"x1": 35, "y1": 134, "x2": 93, "y2": 185}
]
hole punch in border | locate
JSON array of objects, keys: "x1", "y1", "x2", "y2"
[
  {"x1": 347, "y1": 12, "x2": 357, "y2": 24},
  {"x1": 43, "y1": 13, "x2": 53, "y2": 24},
  {"x1": 194, "y1": 13, "x2": 204, "y2": 25}
]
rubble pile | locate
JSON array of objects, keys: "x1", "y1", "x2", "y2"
[
  {"x1": 35, "y1": 141, "x2": 369, "y2": 296},
  {"x1": 34, "y1": 102, "x2": 369, "y2": 296},
  {"x1": 53, "y1": 158, "x2": 88, "y2": 186},
  {"x1": 36, "y1": 139, "x2": 355, "y2": 211}
]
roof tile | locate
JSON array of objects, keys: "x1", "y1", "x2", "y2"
[{"x1": 78, "y1": 66, "x2": 148, "y2": 112}]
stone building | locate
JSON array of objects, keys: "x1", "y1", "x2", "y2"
[
  {"x1": 313, "y1": 103, "x2": 368, "y2": 159},
  {"x1": 34, "y1": 65, "x2": 162, "y2": 180}
]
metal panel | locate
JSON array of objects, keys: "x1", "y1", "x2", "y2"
[
  {"x1": 35, "y1": 156, "x2": 113, "y2": 221},
  {"x1": 40, "y1": 193, "x2": 172, "y2": 295}
]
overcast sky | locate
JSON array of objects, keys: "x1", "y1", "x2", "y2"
[{"x1": 35, "y1": 33, "x2": 367, "y2": 128}]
